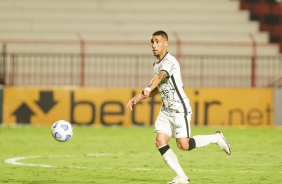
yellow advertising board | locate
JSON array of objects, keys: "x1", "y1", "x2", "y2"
[
  {"x1": 3, "y1": 87, "x2": 273, "y2": 127},
  {"x1": 4, "y1": 87, "x2": 70, "y2": 126},
  {"x1": 186, "y1": 88, "x2": 273, "y2": 126}
]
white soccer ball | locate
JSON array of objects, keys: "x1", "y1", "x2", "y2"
[{"x1": 51, "y1": 120, "x2": 73, "y2": 142}]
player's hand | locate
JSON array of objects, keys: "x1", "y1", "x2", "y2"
[{"x1": 126, "y1": 94, "x2": 144, "y2": 111}]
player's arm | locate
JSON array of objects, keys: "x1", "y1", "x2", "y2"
[
  {"x1": 127, "y1": 70, "x2": 167, "y2": 111},
  {"x1": 126, "y1": 93, "x2": 145, "y2": 111},
  {"x1": 148, "y1": 88, "x2": 159, "y2": 97},
  {"x1": 126, "y1": 85, "x2": 160, "y2": 111},
  {"x1": 142, "y1": 70, "x2": 168, "y2": 98}
]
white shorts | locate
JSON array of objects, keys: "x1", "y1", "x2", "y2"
[{"x1": 154, "y1": 110, "x2": 192, "y2": 138}]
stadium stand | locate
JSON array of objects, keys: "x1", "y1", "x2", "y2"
[
  {"x1": 240, "y1": 0, "x2": 282, "y2": 52},
  {"x1": 0, "y1": 0, "x2": 281, "y2": 55},
  {"x1": 1, "y1": 0, "x2": 281, "y2": 87}
]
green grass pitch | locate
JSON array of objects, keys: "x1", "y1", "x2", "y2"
[{"x1": 0, "y1": 125, "x2": 281, "y2": 184}]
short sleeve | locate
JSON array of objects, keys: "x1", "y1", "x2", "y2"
[{"x1": 160, "y1": 59, "x2": 174, "y2": 77}]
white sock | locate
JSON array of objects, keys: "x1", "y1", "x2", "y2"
[
  {"x1": 162, "y1": 148, "x2": 187, "y2": 178},
  {"x1": 192, "y1": 134, "x2": 219, "y2": 148}
]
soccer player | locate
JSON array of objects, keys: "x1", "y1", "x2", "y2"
[{"x1": 126, "y1": 30, "x2": 231, "y2": 184}]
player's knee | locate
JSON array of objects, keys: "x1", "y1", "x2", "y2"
[
  {"x1": 155, "y1": 133, "x2": 170, "y2": 148},
  {"x1": 155, "y1": 140, "x2": 159, "y2": 148},
  {"x1": 176, "y1": 138, "x2": 195, "y2": 151},
  {"x1": 177, "y1": 142, "x2": 188, "y2": 150},
  {"x1": 155, "y1": 139, "x2": 165, "y2": 148}
]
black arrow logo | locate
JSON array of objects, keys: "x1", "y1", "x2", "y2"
[
  {"x1": 12, "y1": 103, "x2": 35, "y2": 123},
  {"x1": 35, "y1": 91, "x2": 58, "y2": 113}
]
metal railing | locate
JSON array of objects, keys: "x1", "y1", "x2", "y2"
[
  {"x1": 2, "y1": 53, "x2": 282, "y2": 88},
  {"x1": 1, "y1": 37, "x2": 282, "y2": 88}
]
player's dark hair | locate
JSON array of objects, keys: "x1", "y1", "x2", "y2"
[{"x1": 152, "y1": 30, "x2": 168, "y2": 41}]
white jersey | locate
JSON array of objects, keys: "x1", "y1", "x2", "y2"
[{"x1": 153, "y1": 53, "x2": 192, "y2": 114}]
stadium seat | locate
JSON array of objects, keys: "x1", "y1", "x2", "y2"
[
  {"x1": 0, "y1": 0, "x2": 281, "y2": 55},
  {"x1": 240, "y1": 0, "x2": 282, "y2": 52}
]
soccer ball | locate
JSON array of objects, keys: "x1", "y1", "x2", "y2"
[{"x1": 51, "y1": 120, "x2": 73, "y2": 142}]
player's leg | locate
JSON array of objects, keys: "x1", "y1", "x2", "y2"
[
  {"x1": 187, "y1": 132, "x2": 231, "y2": 154},
  {"x1": 155, "y1": 111, "x2": 189, "y2": 183},
  {"x1": 174, "y1": 113, "x2": 231, "y2": 155},
  {"x1": 176, "y1": 132, "x2": 231, "y2": 154},
  {"x1": 156, "y1": 132, "x2": 188, "y2": 179},
  {"x1": 173, "y1": 112, "x2": 193, "y2": 150},
  {"x1": 177, "y1": 134, "x2": 221, "y2": 150}
]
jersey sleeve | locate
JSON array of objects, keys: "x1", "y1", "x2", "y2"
[{"x1": 160, "y1": 59, "x2": 174, "y2": 77}]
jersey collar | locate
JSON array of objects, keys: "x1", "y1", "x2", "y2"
[{"x1": 156, "y1": 52, "x2": 169, "y2": 63}]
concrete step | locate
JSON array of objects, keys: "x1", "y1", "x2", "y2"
[
  {"x1": 0, "y1": 0, "x2": 240, "y2": 12},
  {"x1": 0, "y1": 31, "x2": 270, "y2": 43},
  {"x1": 0, "y1": 10, "x2": 250, "y2": 23},
  {"x1": 0, "y1": 21, "x2": 260, "y2": 33}
]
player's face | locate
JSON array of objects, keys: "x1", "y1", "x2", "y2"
[{"x1": 151, "y1": 35, "x2": 168, "y2": 59}]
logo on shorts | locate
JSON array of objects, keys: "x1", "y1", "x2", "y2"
[{"x1": 175, "y1": 124, "x2": 182, "y2": 129}]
